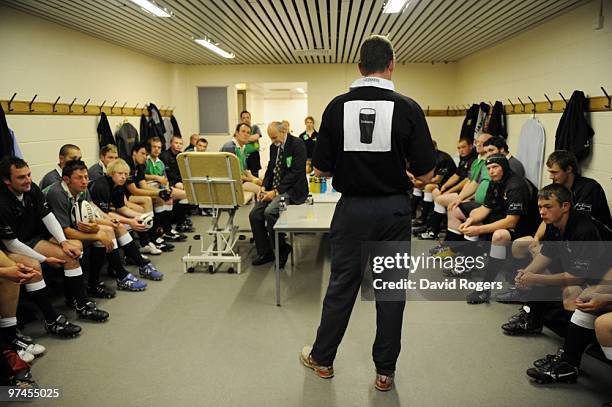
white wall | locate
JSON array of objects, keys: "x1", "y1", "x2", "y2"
[
  {"x1": 0, "y1": 6, "x2": 173, "y2": 181},
  {"x1": 455, "y1": 0, "x2": 612, "y2": 206}
]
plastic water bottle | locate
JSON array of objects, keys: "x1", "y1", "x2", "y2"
[
  {"x1": 309, "y1": 176, "x2": 317, "y2": 193},
  {"x1": 320, "y1": 177, "x2": 327, "y2": 193},
  {"x1": 278, "y1": 196, "x2": 287, "y2": 225},
  {"x1": 306, "y1": 194, "x2": 315, "y2": 219}
]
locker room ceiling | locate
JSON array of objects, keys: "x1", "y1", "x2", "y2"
[{"x1": 4, "y1": 0, "x2": 589, "y2": 65}]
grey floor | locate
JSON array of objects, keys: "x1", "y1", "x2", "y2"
[{"x1": 22, "y1": 206, "x2": 612, "y2": 407}]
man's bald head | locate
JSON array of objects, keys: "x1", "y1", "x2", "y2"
[{"x1": 267, "y1": 121, "x2": 285, "y2": 146}]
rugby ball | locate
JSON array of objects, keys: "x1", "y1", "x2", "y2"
[
  {"x1": 138, "y1": 213, "x2": 154, "y2": 231},
  {"x1": 72, "y1": 200, "x2": 101, "y2": 224}
]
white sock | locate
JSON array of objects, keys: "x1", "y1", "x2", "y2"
[
  {"x1": 25, "y1": 280, "x2": 46, "y2": 292},
  {"x1": 424, "y1": 192, "x2": 433, "y2": 202},
  {"x1": 178, "y1": 198, "x2": 189, "y2": 204},
  {"x1": 412, "y1": 189, "x2": 423, "y2": 197},
  {"x1": 64, "y1": 267, "x2": 83, "y2": 277},
  {"x1": 118, "y1": 233, "x2": 133, "y2": 246},
  {"x1": 112, "y1": 239, "x2": 118, "y2": 250},
  {"x1": 464, "y1": 235, "x2": 479, "y2": 242},
  {"x1": 490, "y1": 244, "x2": 507, "y2": 259},
  {"x1": 434, "y1": 202, "x2": 446, "y2": 214},
  {"x1": 154, "y1": 206, "x2": 164, "y2": 213},
  {"x1": 570, "y1": 310, "x2": 596, "y2": 329},
  {"x1": 0, "y1": 317, "x2": 17, "y2": 328}
]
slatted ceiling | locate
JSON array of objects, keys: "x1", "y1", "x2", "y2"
[
  {"x1": 414, "y1": 0, "x2": 520, "y2": 62},
  {"x1": 432, "y1": 0, "x2": 563, "y2": 62},
  {"x1": 399, "y1": 0, "x2": 475, "y2": 62},
  {"x1": 447, "y1": 0, "x2": 582, "y2": 62},
  {"x1": 5, "y1": 0, "x2": 589, "y2": 64}
]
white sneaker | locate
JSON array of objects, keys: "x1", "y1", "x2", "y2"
[
  {"x1": 18, "y1": 350, "x2": 35, "y2": 363},
  {"x1": 13, "y1": 339, "x2": 45, "y2": 356},
  {"x1": 139, "y1": 242, "x2": 162, "y2": 255}
]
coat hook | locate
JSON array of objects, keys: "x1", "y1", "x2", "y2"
[
  {"x1": 527, "y1": 96, "x2": 536, "y2": 118},
  {"x1": 507, "y1": 98, "x2": 515, "y2": 113},
  {"x1": 52, "y1": 96, "x2": 61, "y2": 113},
  {"x1": 527, "y1": 96, "x2": 536, "y2": 112},
  {"x1": 558, "y1": 92, "x2": 567, "y2": 106},
  {"x1": 68, "y1": 98, "x2": 77, "y2": 113},
  {"x1": 8, "y1": 93, "x2": 17, "y2": 112},
  {"x1": 426, "y1": 106, "x2": 430, "y2": 115},
  {"x1": 83, "y1": 98, "x2": 90, "y2": 113},
  {"x1": 134, "y1": 103, "x2": 139, "y2": 110},
  {"x1": 121, "y1": 102, "x2": 127, "y2": 114},
  {"x1": 601, "y1": 86, "x2": 611, "y2": 109},
  {"x1": 28, "y1": 94, "x2": 38, "y2": 112},
  {"x1": 543, "y1": 94, "x2": 553, "y2": 111},
  {"x1": 488, "y1": 100, "x2": 493, "y2": 107},
  {"x1": 111, "y1": 101, "x2": 117, "y2": 114},
  {"x1": 100, "y1": 100, "x2": 106, "y2": 112},
  {"x1": 517, "y1": 97, "x2": 526, "y2": 113}
]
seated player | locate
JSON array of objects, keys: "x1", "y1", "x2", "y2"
[
  {"x1": 454, "y1": 154, "x2": 539, "y2": 304},
  {"x1": 88, "y1": 144, "x2": 118, "y2": 183},
  {"x1": 195, "y1": 137, "x2": 208, "y2": 152},
  {"x1": 0, "y1": 251, "x2": 46, "y2": 363},
  {"x1": 482, "y1": 135, "x2": 525, "y2": 177},
  {"x1": 145, "y1": 137, "x2": 192, "y2": 232},
  {"x1": 502, "y1": 183, "x2": 609, "y2": 335},
  {"x1": 420, "y1": 133, "x2": 491, "y2": 242},
  {"x1": 46, "y1": 160, "x2": 160, "y2": 293},
  {"x1": 160, "y1": 135, "x2": 193, "y2": 230},
  {"x1": 127, "y1": 143, "x2": 185, "y2": 244},
  {"x1": 220, "y1": 123, "x2": 263, "y2": 194},
  {"x1": 39, "y1": 144, "x2": 81, "y2": 190},
  {"x1": 184, "y1": 133, "x2": 200, "y2": 152},
  {"x1": 411, "y1": 140, "x2": 456, "y2": 224},
  {"x1": 512, "y1": 150, "x2": 612, "y2": 264},
  {"x1": 526, "y1": 267, "x2": 612, "y2": 384},
  {"x1": 90, "y1": 159, "x2": 164, "y2": 257},
  {"x1": 0, "y1": 156, "x2": 107, "y2": 331}
]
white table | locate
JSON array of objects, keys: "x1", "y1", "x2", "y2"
[
  {"x1": 310, "y1": 191, "x2": 341, "y2": 204},
  {"x1": 273, "y1": 203, "x2": 336, "y2": 306}
]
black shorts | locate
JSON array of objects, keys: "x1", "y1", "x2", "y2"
[
  {"x1": 479, "y1": 213, "x2": 527, "y2": 241},
  {"x1": 458, "y1": 201, "x2": 481, "y2": 217}
]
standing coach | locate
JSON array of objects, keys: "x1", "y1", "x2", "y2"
[{"x1": 300, "y1": 35, "x2": 436, "y2": 391}]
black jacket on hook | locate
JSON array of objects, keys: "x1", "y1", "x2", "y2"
[
  {"x1": 459, "y1": 104, "x2": 479, "y2": 142},
  {"x1": 139, "y1": 114, "x2": 150, "y2": 144},
  {"x1": 0, "y1": 105, "x2": 15, "y2": 158},
  {"x1": 486, "y1": 101, "x2": 507, "y2": 139},
  {"x1": 170, "y1": 115, "x2": 182, "y2": 137},
  {"x1": 555, "y1": 90, "x2": 593, "y2": 162},
  {"x1": 97, "y1": 112, "x2": 115, "y2": 148},
  {"x1": 145, "y1": 103, "x2": 166, "y2": 148}
]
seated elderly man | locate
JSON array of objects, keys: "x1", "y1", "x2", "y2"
[
  {"x1": 501, "y1": 183, "x2": 610, "y2": 336},
  {"x1": 220, "y1": 123, "x2": 262, "y2": 194},
  {"x1": 249, "y1": 121, "x2": 308, "y2": 267},
  {"x1": 453, "y1": 154, "x2": 539, "y2": 304}
]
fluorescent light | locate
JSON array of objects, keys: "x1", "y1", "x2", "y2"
[
  {"x1": 383, "y1": 0, "x2": 409, "y2": 13},
  {"x1": 296, "y1": 87, "x2": 305, "y2": 94},
  {"x1": 128, "y1": 0, "x2": 171, "y2": 17},
  {"x1": 195, "y1": 39, "x2": 235, "y2": 59}
]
